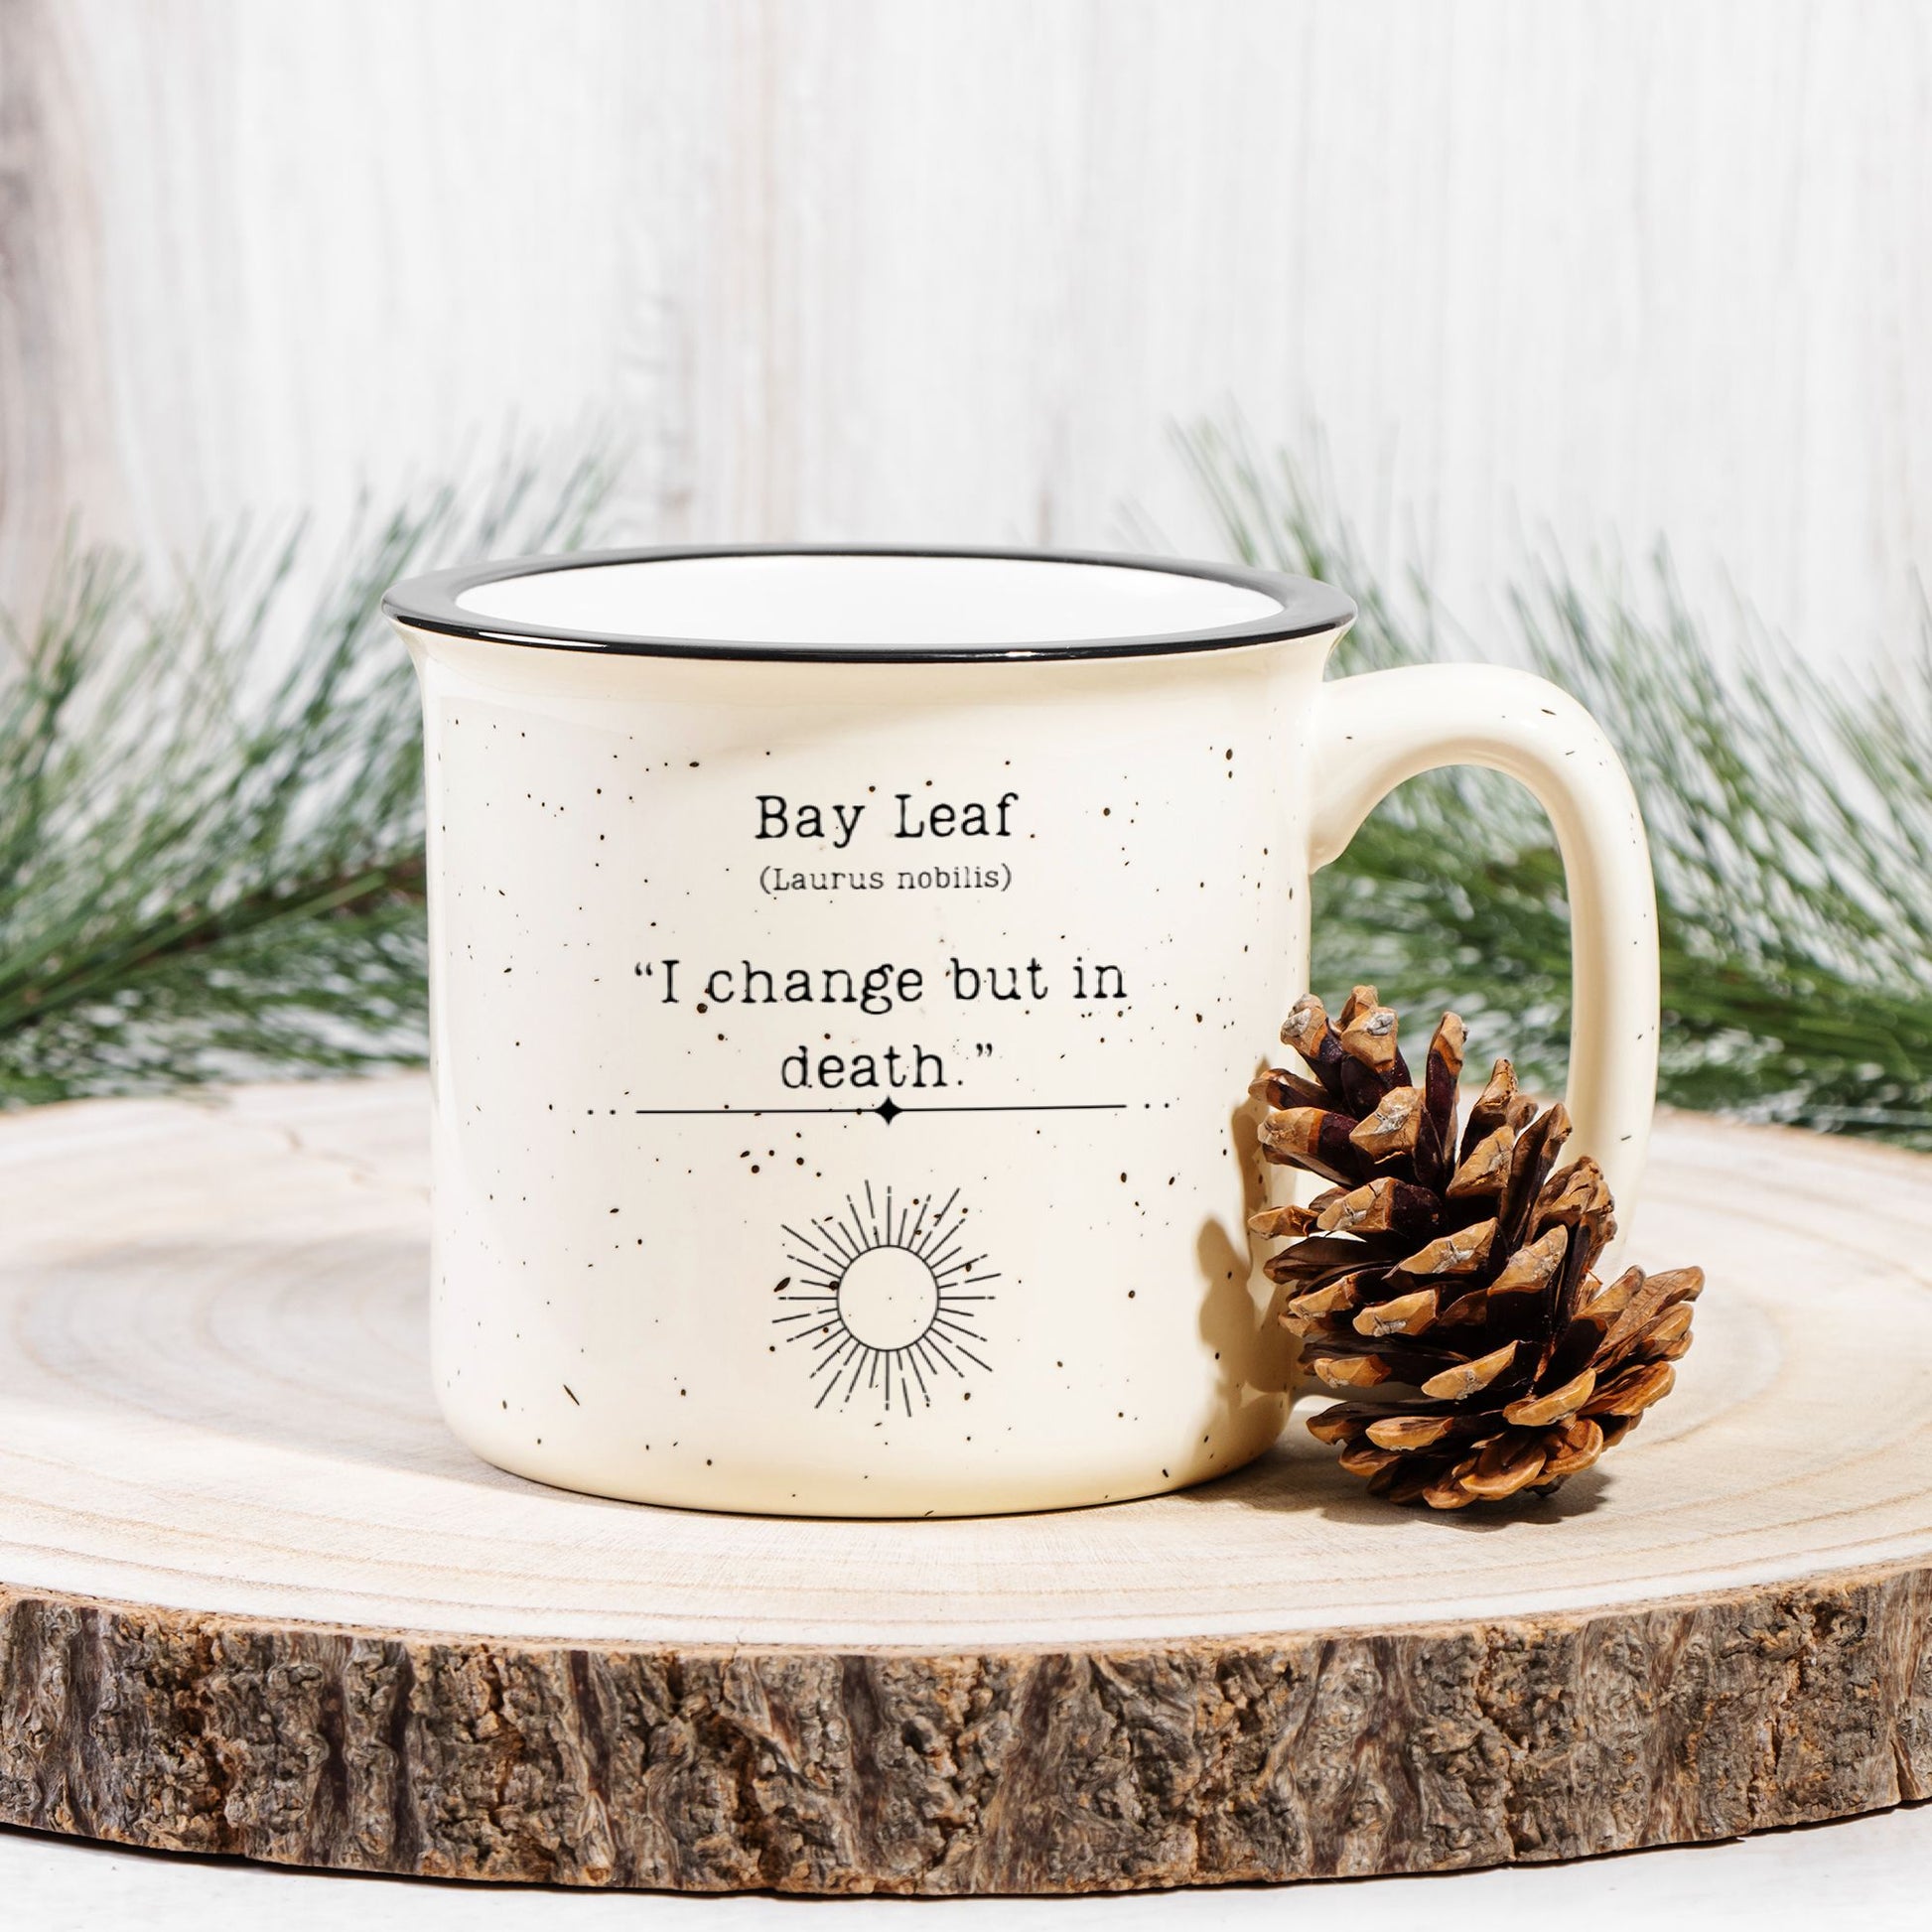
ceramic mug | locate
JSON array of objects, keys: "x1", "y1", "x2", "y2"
[{"x1": 383, "y1": 547, "x2": 1657, "y2": 1518}]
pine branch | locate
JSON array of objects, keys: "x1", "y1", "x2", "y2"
[
  {"x1": 0, "y1": 456, "x2": 612, "y2": 1103},
  {"x1": 9, "y1": 428, "x2": 1925, "y2": 1145},
  {"x1": 1180, "y1": 418, "x2": 1932, "y2": 1146}
]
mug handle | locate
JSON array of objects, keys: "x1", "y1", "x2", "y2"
[{"x1": 1308, "y1": 663, "x2": 1659, "y2": 1235}]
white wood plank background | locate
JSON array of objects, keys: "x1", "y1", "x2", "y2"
[{"x1": 4, "y1": 0, "x2": 1927, "y2": 664}]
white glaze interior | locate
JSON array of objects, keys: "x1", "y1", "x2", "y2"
[{"x1": 455, "y1": 553, "x2": 1284, "y2": 646}]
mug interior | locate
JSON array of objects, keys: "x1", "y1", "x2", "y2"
[
  {"x1": 385, "y1": 545, "x2": 1356, "y2": 661},
  {"x1": 457, "y1": 553, "x2": 1279, "y2": 647}
]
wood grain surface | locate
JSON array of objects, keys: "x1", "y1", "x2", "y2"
[
  {"x1": 0, "y1": 1077, "x2": 1927, "y2": 1890},
  {"x1": 3, "y1": 0, "x2": 1927, "y2": 665}
]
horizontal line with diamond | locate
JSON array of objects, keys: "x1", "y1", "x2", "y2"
[{"x1": 631, "y1": 1099, "x2": 1130, "y2": 1123}]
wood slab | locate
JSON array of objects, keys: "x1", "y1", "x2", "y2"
[{"x1": 0, "y1": 1077, "x2": 1927, "y2": 1893}]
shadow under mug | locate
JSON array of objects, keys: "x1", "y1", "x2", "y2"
[{"x1": 383, "y1": 546, "x2": 1657, "y2": 1518}]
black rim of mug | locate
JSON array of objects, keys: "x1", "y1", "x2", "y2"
[{"x1": 380, "y1": 543, "x2": 1356, "y2": 664}]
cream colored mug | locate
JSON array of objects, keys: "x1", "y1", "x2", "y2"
[{"x1": 383, "y1": 547, "x2": 1657, "y2": 1517}]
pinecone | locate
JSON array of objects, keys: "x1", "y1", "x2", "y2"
[{"x1": 1252, "y1": 986, "x2": 1701, "y2": 1508}]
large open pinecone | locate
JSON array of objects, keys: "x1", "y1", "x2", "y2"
[{"x1": 1252, "y1": 986, "x2": 1701, "y2": 1508}]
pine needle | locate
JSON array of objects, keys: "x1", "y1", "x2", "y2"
[
  {"x1": 0, "y1": 456, "x2": 611, "y2": 1103},
  {"x1": 1180, "y1": 418, "x2": 1932, "y2": 1146}
]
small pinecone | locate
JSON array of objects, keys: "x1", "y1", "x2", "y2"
[{"x1": 1252, "y1": 985, "x2": 1701, "y2": 1508}]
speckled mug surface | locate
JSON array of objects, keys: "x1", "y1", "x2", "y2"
[{"x1": 383, "y1": 548, "x2": 1658, "y2": 1517}]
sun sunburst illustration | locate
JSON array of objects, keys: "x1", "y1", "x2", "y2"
[{"x1": 772, "y1": 1183, "x2": 997, "y2": 1413}]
